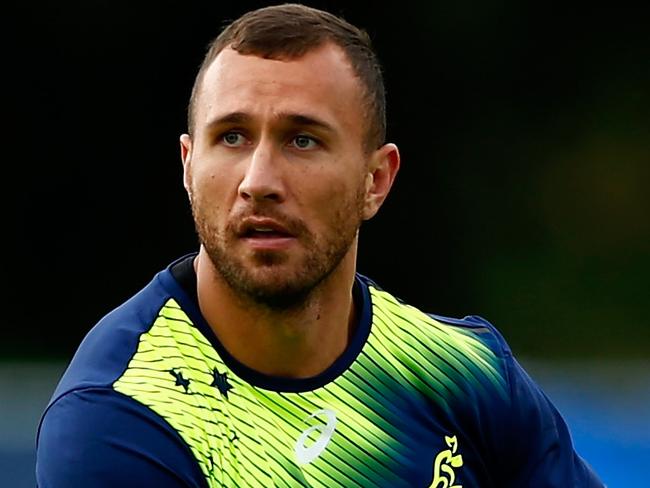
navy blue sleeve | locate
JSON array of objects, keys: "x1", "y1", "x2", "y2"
[
  {"x1": 36, "y1": 388, "x2": 207, "y2": 488},
  {"x1": 504, "y1": 357, "x2": 604, "y2": 487}
]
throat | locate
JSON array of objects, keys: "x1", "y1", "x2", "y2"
[
  {"x1": 231, "y1": 298, "x2": 353, "y2": 378},
  {"x1": 195, "y1": 246, "x2": 359, "y2": 378}
]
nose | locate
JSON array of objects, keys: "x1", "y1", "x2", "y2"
[{"x1": 238, "y1": 139, "x2": 286, "y2": 203}]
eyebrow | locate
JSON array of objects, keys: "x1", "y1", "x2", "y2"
[
  {"x1": 205, "y1": 111, "x2": 336, "y2": 134},
  {"x1": 282, "y1": 113, "x2": 335, "y2": 134},
  {"x1": 206, "y1": 112, "x2": 251, "y2": 129}
]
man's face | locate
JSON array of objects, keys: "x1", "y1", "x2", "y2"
[{"x1": 182, "y1": 44, "x2": 376, "y2": 309}]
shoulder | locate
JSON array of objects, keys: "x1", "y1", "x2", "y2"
[
  {"x1": 361, "y1": 273, "x2": 511, "y2": 362},
  {"x1": 359, "y1": 274, "x2": 513, "y2": 409},
  {"x1": 49, "y1": 269, "x2": 175, "y2": 403},
  {"x1": 44, "y1": 258, "x2": 199, "y2": 424},
  {"x1": 358, "y1": 275, "x2": 605, "y2": 486},
  {"x1": 426, "y1": 312, "x2": 513, "y2": 359},
  {"x1": 37, "y1": 262, "x2": 207, "y2": 486}
]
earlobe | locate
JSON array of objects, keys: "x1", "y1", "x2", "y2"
[
  {"x1": 180, "y1": 134, "x2": 192, "y2": 166},
  {"x1": 180, "y1": 134, "x2": 193, "y2": 194},
  {"x1": 363, "y1": 143, "x2": 400, "y2": 220}
]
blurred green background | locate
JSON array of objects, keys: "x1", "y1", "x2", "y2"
[
  {"x1": 4, "y1": 0, "x2": 648, "y2": 361},
  {"x1": 2, "y1": 1, "x2": 648, "y2": 486}
]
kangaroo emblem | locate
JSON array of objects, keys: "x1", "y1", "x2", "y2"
[{"x1": 429, "y1": 435, "x2": 464, "y2": 488}]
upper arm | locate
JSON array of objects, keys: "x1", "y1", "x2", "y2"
[
  {"x1": 457, "y1": 315, "x2": 604, "y2": 486},
  {"x1": 36, "y1": 388, "x2": 206, "y2": 488},
  {"x1": 503, "y1": 358, "x2": 604, "y2": 487}
]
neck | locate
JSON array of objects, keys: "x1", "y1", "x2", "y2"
[{"x1": 195, "y1": 246, "x2": 358, "y2": 378}]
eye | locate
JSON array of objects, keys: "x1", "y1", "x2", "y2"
[
  {"x1": 291, "y1": 134, "x2": 318, "y2": 150},
  {"x1": 221, "y1": 131, "x2": 246, "y2": 147}
]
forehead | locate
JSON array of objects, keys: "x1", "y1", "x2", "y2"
[{"x1": 195, "y1": 44, "x2": 366, "y2": 137}]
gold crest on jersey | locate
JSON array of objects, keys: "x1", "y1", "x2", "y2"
[{"x1": 429, "y1": 435, "x2": 464, "y2": 488}]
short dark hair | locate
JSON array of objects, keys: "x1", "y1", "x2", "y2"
[{"x1": 187, "y1": 3, "x2": 386, "y2": 152}]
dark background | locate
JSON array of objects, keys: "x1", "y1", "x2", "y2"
[{"x1": 4, "y1": 1, "x2": 649, "y2": 361}]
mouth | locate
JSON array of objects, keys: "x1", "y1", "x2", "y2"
[
  {"x1": 239, "y1": 218, "x2": 294, "y2": 238},
  {"x1": 238, "y1": 217, "x2": 297, "y2": 250},
  {"x1": 242, "y1": 227, "x2": 293, "y2": 239}
]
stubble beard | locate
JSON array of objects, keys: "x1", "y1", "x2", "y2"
[{"x1": 190, "y1": 189, "x2": 365, "y2": 312}]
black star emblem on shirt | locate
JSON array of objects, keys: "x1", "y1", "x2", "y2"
[
  {"x1": 169, "y1": 369, "x2": 191, "y2": 393},
  {"x1": 211, "y1": 368, "x2": 233, "y2": 399}
]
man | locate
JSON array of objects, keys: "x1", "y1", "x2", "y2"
[{"x1": 36, "y1": 4, "x2": 604, "y2": 487}]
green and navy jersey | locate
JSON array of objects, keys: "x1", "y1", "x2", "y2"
[{"x1": 36, "y1": 254, "x2": 603, "y2": 487}]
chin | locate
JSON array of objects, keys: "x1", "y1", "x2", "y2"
[
  {"x1": 238, "y1": 273, "x2": 317, "y2": 310},
  {"x1": 203, "y1": 228, "x2": 355, "y2": 309}
]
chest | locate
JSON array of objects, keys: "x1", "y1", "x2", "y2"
[{"x1": 200, "y1": 373, "x2": 481, "y2": 488}]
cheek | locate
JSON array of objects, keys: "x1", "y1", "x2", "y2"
[
  {"x1": 192, "y1": 166, "x2": 236, "y2": 203},
  {"x1": 298, "y1": 176, "x2": 364, "y2": 227},
  {"x1": 297, "y1": 172, "x2": 343, "y2": 204},
  {"x1": 190, "y1": 173, "x2": 230, "y2": 222}
]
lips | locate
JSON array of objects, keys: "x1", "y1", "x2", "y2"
[
  {"x1": 238, "y1": 217, "x2": 295, "y2": 239},
  {"x1": 237, "y1": 217, "x2": 297, "y2": 252}
]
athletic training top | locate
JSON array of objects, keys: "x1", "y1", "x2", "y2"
[{"x1": 36, "y1": 254, "x2": 604, "y2": 487}]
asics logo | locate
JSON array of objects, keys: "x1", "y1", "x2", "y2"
[{"x1": 294, "y1": 408, "x2": 337, "y2": 465}]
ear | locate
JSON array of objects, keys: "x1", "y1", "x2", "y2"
[
  {"x1": 362, "y1": 143, "x2": 400, "y2": 220},
  {"x1": 180, "y1": 133, "x2": 193, "y2": 195}
]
